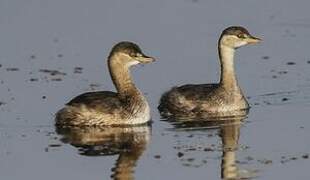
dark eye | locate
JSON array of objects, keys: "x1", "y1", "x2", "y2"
[{"x1": 237, "y1": 34, "x2": 245, "y2": 38}]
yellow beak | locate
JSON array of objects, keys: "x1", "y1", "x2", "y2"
[
  {"x1": 135, "y1": 55, "x2": 156, "y2": 64},
  {"x1": 246, "y1": 36, "x2": 262, "y2": 44}
]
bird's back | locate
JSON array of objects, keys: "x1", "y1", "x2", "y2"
[
  {"x1": 159, "y1": 83, "x2": 248, "y2": 118},
  {"x1": 67, "y1": 91, "x2": 122, "y2": 110},
  {"x1": 56, "y1": 91, "x2": 150, "y2": 126}
]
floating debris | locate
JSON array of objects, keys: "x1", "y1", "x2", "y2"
[
  {"x1": 6, "y1": 67, "x2": 19, "y2": 71},
  {"x1": 177, "y1": 152, "x2": 184, "y2": 158},
  {"x1": 57, "y1": 54, "x2": 63, "y2": 58},
  {"x1": 74, "y1": 67, "x2": 83, "y2": 74},
  {"x1": 29, "y1": 78, "x2": 39, "y2": 82},
  {"x1": 282, "y1": 98, "x2": 289, "y2": 101},
  {"x1": 280, "y1": 154, "x2": 308, "y2": 164},
  {"x1": 154, "y1": 155, "x2": 161, "y2": 159},
  {"x1": 204, "y1": 147, "x2": 214, "y2": 152},
  {"x1": 42, "y1": 96, "x2": 46, "y2": 99},
  {"x1": 262, "y1": 56, "x2": 270, "y2": 60},
  {"x1": 48, "y1": 144, "x2": 62, "y2": 147},
  {"x1": 30, "y1": 55, "x2": 36, "y2": 59},
  {"x1": 0, "y1": 101, "x2": 6, "y2": 106},
  {"x1": 39, "y1": 69, "x2": 66, "y2": 76},
  {"x1": 286, "y1": 62, "x2": 296, "y2": 65},
  {"x1": 302, "y1": 154, "x2": 309, "y2": 159},
  {"x1": 290, "y1": 157, "x2": 298, "y2": 161}
]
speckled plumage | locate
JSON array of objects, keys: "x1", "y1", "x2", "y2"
[
  {"x1": 159, "y1": 84, "x2": 249, "y2": 119},
  {"x1": 56, "y1": 91, "x2": 150, "y2": 126},
  {"x1": 159, "y1": 26, "x2": 260, "y2": 119},
  {"x1": 56, "y1": 42, "x2": 154, "y2": 126}
]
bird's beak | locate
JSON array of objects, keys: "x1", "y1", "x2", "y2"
[
  {"x1": 246, "y1": 35, "x2": 262, "y2": 44},
  {"x1": 135, "y1": 54, "x2": 156, "y2": 64}
]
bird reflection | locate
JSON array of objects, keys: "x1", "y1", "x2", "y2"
[
  {"x1": 164, "y1": 112, "x2": 255, "y2": 179},
  {"x1": 220, "y1": 120, "x2": 241, "y2": 179},
  {"x1": 55, "y1": 125, "x2": 151, "y2": 180}
]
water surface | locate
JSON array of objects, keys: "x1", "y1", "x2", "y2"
[{"x1": 0, "y1": 0, "x2": 310, "y2": 179}]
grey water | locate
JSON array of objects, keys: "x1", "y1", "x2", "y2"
[{"x1": 0, "y1": 0, "x2": 310, "y2": 179}]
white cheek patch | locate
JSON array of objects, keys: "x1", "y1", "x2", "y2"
[
  {"x1": 128, "y1": 60, "x2": 140, "y2": 66},
  {"x1": 222, "y1": 35, "x2": 237, "y2": 47},
  {"x1": 235, "y1": 41, "x2": 247, "y2": 48},
  {"x1": 221, "y1": 35, "x2": 248, "y2": 48}
]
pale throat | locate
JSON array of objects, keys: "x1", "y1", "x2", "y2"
[
  {"x1": 108, "y1": 54, "x2": 139, "y2": 96},
  {"x1": 218, "y1": 44, "x2": 238, "y2": 89}
]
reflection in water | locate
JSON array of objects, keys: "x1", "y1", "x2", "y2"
[
  {"x1": 164, "y1": 112, "x2": 255, "y2": 179},
  {"x1": 55, "y1": 125, "x2": 151, "y2": 180},
  {"x1": 220, "y1": 121, "x2": 241, "y2": 179}
]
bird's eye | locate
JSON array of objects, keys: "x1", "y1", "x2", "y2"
[
  {"x1": 136, "y1": 53, "x2": 143, "y2": 57},
  {"x1": 237, "y1": 34, "x2": 245, "y2": 38}
]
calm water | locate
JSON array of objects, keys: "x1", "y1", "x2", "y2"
[{"x1": 0, "y1": 0, "x2": 310, "y2": 179}]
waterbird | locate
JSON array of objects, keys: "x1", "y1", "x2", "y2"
[
  {"x1": 158, "y1": 26, "x2": 261, "y2": 119},
  {"x1": 56, "y1": 41, "x2": 155, "y2": 126}
]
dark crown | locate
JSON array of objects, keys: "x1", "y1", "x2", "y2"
[
  {"x1": 109, "y1": 41, "x2": 142, "y2": 58},
  {"x1": 221, "y1": 26, "x2": 251, "y2": 37}
]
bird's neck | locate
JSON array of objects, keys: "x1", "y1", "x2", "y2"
[
  {"x1": 218, "y1": 44, "x2": 239, "y2": 90},
  {"x1": 108, "y1": 55, "x2": 140, "y2": 98}
]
